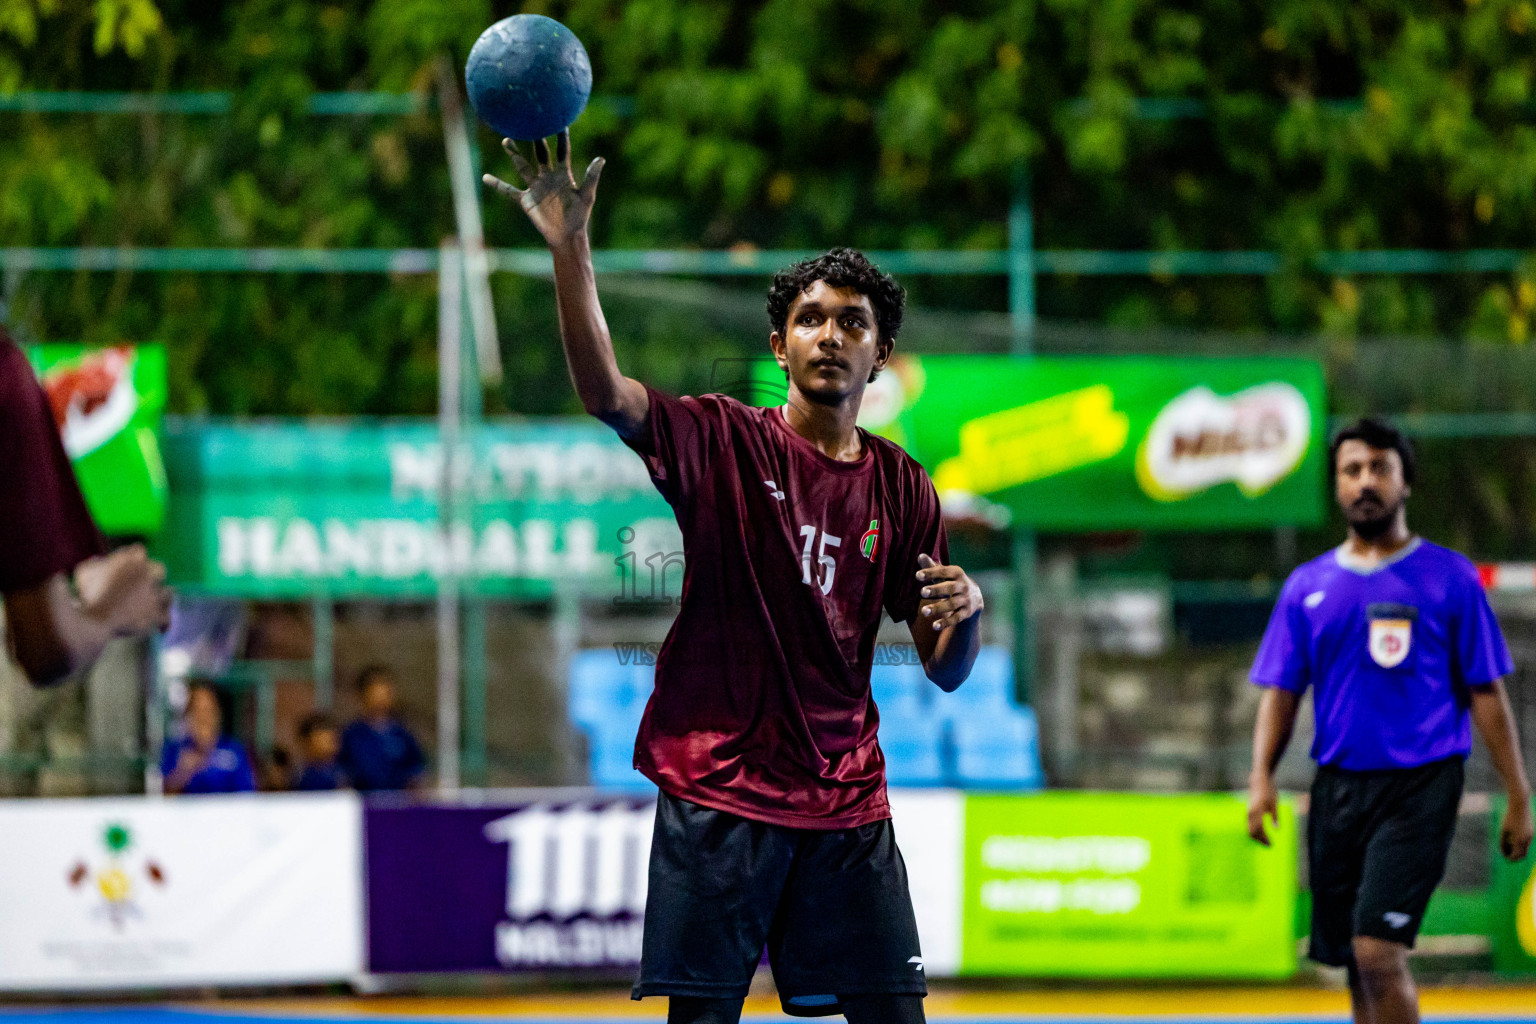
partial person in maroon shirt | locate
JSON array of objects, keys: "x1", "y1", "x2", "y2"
[
  {"x1": 488, "y1": 133, "x2": 983, "y2": 1024},
  {"x1": 0, "y1": 330, "x2": 170, "y2": 685}
]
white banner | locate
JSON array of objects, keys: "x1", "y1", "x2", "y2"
[
  {"x1": 0, "y1": 793, "x2": 363, "y2": 989},
  {"x1": 889, "y1": 789, "x2": 963, "y2": 976}
]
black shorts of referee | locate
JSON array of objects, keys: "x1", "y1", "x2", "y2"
[
  {"x1": 1308, "y1": 755, "x2": 1463, "y2": 966},
  {"x1": 633, "y1": 791, "x2": 928, "y2": 1018}
]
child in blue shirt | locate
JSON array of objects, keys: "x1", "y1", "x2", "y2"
[
  {"x1": 160, "y1": 680, "x2": 255, "y2": 795},
  {"x1": 339, "y1": 665, "x2": 426, "y2": 791}
]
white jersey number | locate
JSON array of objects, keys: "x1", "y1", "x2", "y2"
[{"x1": 799, "y1": 525, "x2": 841, "y2": 595}]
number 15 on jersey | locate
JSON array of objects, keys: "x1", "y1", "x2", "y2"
[{"x1": 799, "y1": 525, "x2": 840, "y2": 595}]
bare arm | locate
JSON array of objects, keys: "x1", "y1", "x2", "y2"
[
  {"x1": 484, "y1": 131, "x2": 647, "y2": 438},
  {"x1": 1247, "y1": 686, "x2": 1301, "y2": 846},
  {"x1": 162, "y1": 747, "x2": 208, "y2": 795},
  {"x1": 1470, "y1": 680, "x2": 1534, "y2": 861},
  {"x1": 907, "y1": 553, "x2": 983, "y2": 692},
  {"x1": 3, "y1": 545, "x2": 170, "y2": 685}
]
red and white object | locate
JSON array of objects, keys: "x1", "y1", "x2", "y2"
[{"x1": 1478, "y1": 563, "x2": 1536, "y2": 592}]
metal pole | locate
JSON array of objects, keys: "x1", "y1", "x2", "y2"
[
  {"x1": 436, "y1": 58, "x2": 501, "y2": 385},
  {"x1": 144, "y1": 633, "x2": 164, "y2": 796},
  {"x1": 1008, "y1": 173, "x2": 1037, "y2": 709},
  {"x1": 436, "y1": 240, "x2": 463, "y2": 793},
  {"x1": 312, "y1": 594, "x2": 335, "y2": 709}
]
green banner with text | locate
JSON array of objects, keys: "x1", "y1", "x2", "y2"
[
  {"x1": 157, "y1": 419, "x2": 678, "y2": 599},
  {"x1": 960, "y1": 792, "x2": 1297, "y2": 977},
  {"x1": 749, "y1": 355, "x2": 1326, "y2": 530}
]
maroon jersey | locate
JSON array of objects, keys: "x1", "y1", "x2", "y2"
[
  {"x1": 0, "y1": 337, "x2": 103, "y2": 593},
  {"x1": 621, "y1": 384, "x2": 948, "y2": 828}
]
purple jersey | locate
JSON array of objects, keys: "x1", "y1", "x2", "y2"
[
  {"x1": 621, "y1": 385, "x2": 948, "y2": 829},
  {"x1": 1251, "y1": 538, "x2": 1513, "y2": 771}
]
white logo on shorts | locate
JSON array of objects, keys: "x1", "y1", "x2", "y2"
[
  {"x1": 1383, "y1": 911, "x2": 1411, "y2": 929},
  {"x1": 908, "y1": 956, "x2": 925, "y2": 971}
]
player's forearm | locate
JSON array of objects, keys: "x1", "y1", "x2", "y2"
[
  {"x1": 1250, "y1": 686, "x2": 1300, "y2": 780},
  {"x1": 1471, "y1": 682, "x2": 1532, "y2": 801},
  {"x1": 3, "y1": 575, "x2": 114, "y2": 685},
  {"x1": 924, "y1": 612, "x2": 981, "y2": 692},
  {"x1": 547, "y1": 233, "x2": 638, "y2": 419}
]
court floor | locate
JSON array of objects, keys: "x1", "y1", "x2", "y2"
[{"x1": 5, "y1": 987, "x2": 1536, "y2": 1024}]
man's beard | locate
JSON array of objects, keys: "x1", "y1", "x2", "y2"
[{"x1": 1345, "y1": 495, "x2": 1403, "y2": 540}]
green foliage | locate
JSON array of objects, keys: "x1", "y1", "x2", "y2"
[{"x1": 5, "y1": 0, "x2": 1536, "y2": 426}]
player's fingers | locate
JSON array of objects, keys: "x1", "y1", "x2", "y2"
[
  {"x1": 507, "y1": 146, "x2": 538, "y2": 184},
  {"x1": 580, "y1": 156, "x2": 605, "y2": 196},
  {"x1": 921, "y1": 596, "x2": 960, "y2": 616},
  {"x1": 917, "y1": 553, "x2": 936, "y2": 569},
  {"x1": 1505, "y1": 826, "x2": 1531, "y2": 861},
  {"x1": 483, "y1": 174, "x2": 525, "y2": 199},
  {"x1": 920, "y1": 580, "x2": 965, "y2": 599},
  {"x1": 557, "y1": 129, "x2": 571, "y2": 171},
  {"x1": 534, "y1": 136, "x2": 552, "y2": 168},
  {"x1": 1247, "y1": 811, "x2": 1270, "y2": 846}
]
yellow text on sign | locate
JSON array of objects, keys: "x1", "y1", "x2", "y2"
[{"x1": 933, "y1": 384, "x2": 1130, "y2": 495}]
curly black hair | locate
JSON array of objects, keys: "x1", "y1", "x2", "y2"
[
  {"x1": 1330, "y1": 416, "x2": 1417, "y2": 485},
  {"x1": 765, "y1": 248, "x2": 906, "y2": 344}
]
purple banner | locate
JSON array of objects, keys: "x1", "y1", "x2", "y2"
[{"x1": 364, "y1": 795, "x2": 655, "y2": 973}]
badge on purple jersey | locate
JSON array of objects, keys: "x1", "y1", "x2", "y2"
[{"x1": 1367, "y1": 602, "x2": 1417, "y2": 669}]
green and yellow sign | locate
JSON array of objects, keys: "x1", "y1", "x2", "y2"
[
  {"x1": 1491, "y1": 797, "x2": 1536, "y2": 975},
  {"x1": 961, "y1": 793, "x2": 1297, "y2": 978},
  {"x1": 25, "y1": 345, "x2": 168, "y2": 537},
  {"x1": 750, "y1": 355, "x2": 1326, "y2": 530}
]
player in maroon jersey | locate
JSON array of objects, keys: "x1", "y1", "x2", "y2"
[
  {"x1": 488, "y1": 132, "x2": 983, "y2": 1024},
  {"x1": 0, "y1": 330, "x2": 171, "y2": 686}
]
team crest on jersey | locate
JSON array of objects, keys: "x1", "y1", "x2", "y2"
[
  {"x1": 860, "y1": 519, "x2": 880, "y2": 560},
  {"x1": 1368, "y1": 619, "x2": 1413, "y2": 668}
]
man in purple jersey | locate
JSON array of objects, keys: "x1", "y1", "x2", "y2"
[
  {"x1": 0, "y1": 329, "x2": 171, "y2": 685},
  {"x1": 488, "y1": 133, "x2": 982, "y2": 1024},
  {"x1": 1248, "y1": 417, "x2": 1532, "y2": 1024}
]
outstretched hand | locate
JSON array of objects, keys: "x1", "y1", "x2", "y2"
[
  {"x1": 915, "y1": 553, "x2": 983, "y2": 632},
  {"x1": 483, "y1": 129, "x2": 604, "y2": 248}
]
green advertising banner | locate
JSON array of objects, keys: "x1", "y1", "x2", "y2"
[
  {"x1": 1490, "y1": 797, "x2": 1536, "y2": 975},
  {"x1": 158, "y1": 419, "x2": 678, "y2": 599},
  {"x1": 751, "y1": 355, "x2": 1326, "y2": 530},
  {"x1": 961, "y1": 792, "x2": 1297, "y2": 978},
  {"x1": 24, "y1": 345, "x2": 168, "y2": 537}
]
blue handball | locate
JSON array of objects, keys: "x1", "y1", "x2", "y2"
[{"x1": 465, "y1": 14, "x2": 592, "y2": 141}]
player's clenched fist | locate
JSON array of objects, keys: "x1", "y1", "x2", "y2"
[{"x1": 915, "y1": 553, "x2": 983, "y2": 632}]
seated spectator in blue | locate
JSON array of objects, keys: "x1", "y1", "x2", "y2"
[
  {"x1": 339, "y1": 665, "x2": 426, "y2": 791},
  {"x1": 160, "y1": 680, "x2": 255, "y2": 795},
  {"x1": 293, "y1": 711, "x2": 349, "y2": 791}
]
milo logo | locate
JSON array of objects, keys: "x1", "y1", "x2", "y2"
[{"x1": 1135, "y1": 383, "x2": 1311, "y2": 502}]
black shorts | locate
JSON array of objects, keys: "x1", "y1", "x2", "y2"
[
  {"x1": 632, "y1": 791, "x2": 927, "y2": 1017},
  {"x1": 1308, "y1": 756, "x2": 1464, "y2": 966}
]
